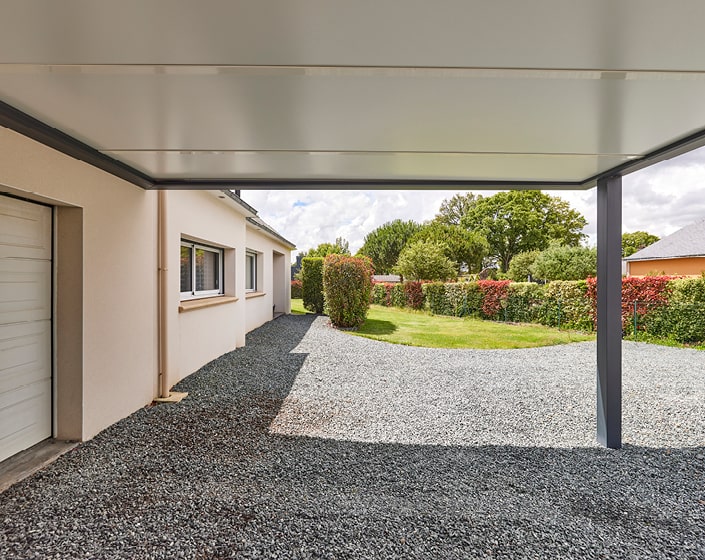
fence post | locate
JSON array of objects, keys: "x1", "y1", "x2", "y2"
[
  {"x1": 557, "y1": 300, "x2": 562, "y2": 331},
  {"x1": 633, "y1": 301, "x2": 638, "y2": 341}
]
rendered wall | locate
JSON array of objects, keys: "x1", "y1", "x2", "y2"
[
  {"x1": 167, "y1": 191, "x2": 247, "y2": 385},
  {"x1": 0, "y1": 128, "x2": 157, "y2": 441},
  {"x1": 628, "y1": 257, "x2": 705, "y2": 277},
  {"x1": 0, "y1": 129, "x2": 293, "y2": 444},
  {"x1": 245, "y1": 227, "x2": 292, "y2": 333}
]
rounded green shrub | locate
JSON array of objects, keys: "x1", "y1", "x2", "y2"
[{"x1": 323, "y1": 255, "x2": 374, "y2": 328}]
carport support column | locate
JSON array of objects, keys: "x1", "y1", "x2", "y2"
[{"x1": 596, "y1": 175, "x2": 622, "y2": 449}]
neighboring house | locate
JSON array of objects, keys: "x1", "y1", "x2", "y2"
[
  {"x1": 373, "y1": 274, "x2": 402, "y2": 283},
  {"x1": 624, "y1": 218, "x2": 705, "y2": 276},
  {"x1": 0, "y1": 127, "x2": 295, "y2": 464}
]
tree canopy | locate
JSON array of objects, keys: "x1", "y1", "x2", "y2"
[
  {"x1": 300, "y1": 237, "x2": 351, "y2": 259},
  {"x1": 507, "y1": 250, "x2": 540, "y2": 282},
  {"x1": 410, "y1": 222, "x2": 488, "y2": 274},
  {"x1": 357, "y1": 219, "x2": 422, "y2": 274},
  {"x1": 530, "y1": 244, "x2": 597, "y2": 282},
  {"x1": 460, "y1": 191, "x2": 587, "y2": 272},
  {"x1": 394, "y1": 240, "x2": 457, "y2": 281},
  {"x1": 622, "y1": 231, "x2": 660, "y2": 257},
  {"x1": 434, "y1": 193, "x2": 482, "y2": 226}
]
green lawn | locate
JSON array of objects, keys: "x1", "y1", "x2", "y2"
[{"x1": 289, "y1": 299, "x2": 593, "y2": 349}]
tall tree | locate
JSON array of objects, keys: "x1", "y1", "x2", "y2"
[
  {"x1": 357, "y1": 219, "x2": 422, "y2": 274},
  {"x1": 460, "y1": 191, "x2": 587, "y2": 272},
  {"x1": 622, "y1": 231, "x2": 660, "y2": 257},
  {"x1": 507, "y1": 250, "x2": 540, "y2": 282},
  {"x1": 530, "y1": 244, "x2": 597, "y2": 281},
  {"x1": 394, "y1": 240, "x2": 457, "y2": 282},
  {"x1": 410, "y1": 222, "x2": 488, "y2": 274},
  {"x1": 301, "y1": 237, "x2": 351, "y2": 258},
  {"x1": 434, "y1": 192, "x2": 482, "y2": 226}
]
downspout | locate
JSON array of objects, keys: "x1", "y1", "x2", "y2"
[{"x1": 158, "y1": 190, "x2": 170, "y2": 399}]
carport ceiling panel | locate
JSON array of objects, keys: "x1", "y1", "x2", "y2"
[
  {"x1": 3, "y1": 1, "x2": 705, "y2": 71},
  {"x1": 3, "y1": 68, "x2": 705, "y2": 182},
  {"x1": 99, "y1": 151, "x2": 635, "y2": 184},
  {"x1": 2, "y1": 1, "x2": 705, "y2": 186},
  {"x1": 5, "y1": 67, "x2": 705, "y2": 153}
]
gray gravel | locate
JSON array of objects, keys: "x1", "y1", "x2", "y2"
[{"x1": 1, "y1": 314, "x2": 704, "y2": 559}]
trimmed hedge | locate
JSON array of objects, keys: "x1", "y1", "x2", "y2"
[
  {"x1": 421, "y1": 282, "x2": 483, "y2": 317},
  {"x1": 404, "y1": 281, "x2": 425, "y2": 310},
  {"x1": 642, "y1": 276, "x2": 705, "y2": 343},
  {"x1": 504, "y1": 282, "x2": 545, "y2": 324},
  {"x1": 372, "y1": 281, "x2": 426, "y2": 310},
  {"x1": 301, "y1": 257, "x2": 325, "y2": 313},
  {"x1": 291, "y1": 279, "x2": 303, "y2": 299},
  {"x1": 477, "y1": 280, "x2": 511, "y2": 319},
  {"x1": 371, "y1": 274, "x2": 705, "y2": 344},
  {"x1": 323, "y1": 254, "x2": 374, "y2": 328},
  {"x1": 372, "y1": 282, "x2": 394, "y2": 306},
  {"x1": 539, "y1": 280, "x2": 592, "y2": 331},
  {"x1": 586, "y1": 276, "x2": 672, "y2": 334}
]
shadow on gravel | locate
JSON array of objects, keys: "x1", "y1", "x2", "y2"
[{"x1": 1, "y1": 314, "x2": 704, "y2": 559}]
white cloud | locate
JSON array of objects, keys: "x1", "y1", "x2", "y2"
[{"x1": 241, "y1": 147, "x2": 705, "y2": 260}]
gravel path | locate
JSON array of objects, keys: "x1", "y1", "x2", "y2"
[{"x1": 1, "y1": 314, "x2": 704, "y2": 559}]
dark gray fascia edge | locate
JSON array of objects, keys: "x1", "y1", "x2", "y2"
[
  {"x1": 246, "y1": 217, "x2": 297, "y2": 249},
  {"x1": 154, "y1": 179, "x2": 584, "y2": 190},
  {"x1": 219, "y1": 189, "x2": 259, "y2": 216},
  {"x1": 583, "y1": 126, "x2": 705, "y2": 188},
  {"x1": 0, "y1": 100, "x2": 154, "y2": 190}
]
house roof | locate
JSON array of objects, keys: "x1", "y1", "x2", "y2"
[
  {"x1": 2, "y1": 1, "x2": 705, "y2": 190},
  {"x1": 246, "y1": 216, "x2": 297, "y2": 250},
  {"x1": 373, "y1": 274, "x2": 402, "y2": 283},
  {"x1": 625, "y1": 218, "x2": 705, "y2": 261}
]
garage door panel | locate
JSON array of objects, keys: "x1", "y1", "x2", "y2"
[
  {"x1": 0, "y1": 195, "x2": 53, "y2": 464},
  {"x1": 0, "y1": 259, "x2": 51, "y2": 325},
  {"x1": 0, "y1": 379, "x2": 52, "y2": 460},
  {"x1": 0, "y1": 197, "x2": 51, "y2": 260},
  {"x1": 0, "y1": 320, "x2": 51, "y2": 394}
]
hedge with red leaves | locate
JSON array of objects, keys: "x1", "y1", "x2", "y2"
[
  {"x1": 477, "y1": 280, "x2": 512, "y2": 319},
  {"x1": 290, "y1": 279, "x2": 303, "y2": 299},
  {"x1": 586, "y1": 276, "x2": 674, "y2": 330}
]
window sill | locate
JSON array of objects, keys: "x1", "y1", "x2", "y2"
[
  {"x1": 245, "y1": 291, "x2": 266, "y2": 299},
  {"x1": 179, "y1": 295, "x2": 238, "y2": 313}
]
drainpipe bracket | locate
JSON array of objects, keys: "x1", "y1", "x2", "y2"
[{"x1": 153, "y1": 391, "x2": 188, "y2": 404}]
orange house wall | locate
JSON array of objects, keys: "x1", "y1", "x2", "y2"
[{"x1": 627, "y1": 257, "x2": 705, "y2": 277}]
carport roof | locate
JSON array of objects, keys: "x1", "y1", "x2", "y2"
[{"x1": 2, "y1": 0, "x2": 705, "y2": 190}]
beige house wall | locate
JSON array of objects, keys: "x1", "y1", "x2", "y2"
[
  {"x1": 0, "y1": 128, "x2": 294, "y2": 452},
  {"x1": 167, "y1": 190, "x2": 248, "y2": 385},
  {"x1": 627, "y1": 257, "x2": 705, "y2": 277},
  {"x1": 0, "y1": 128, "x2": 158, "y2": 441},
  {"x1": 245, "y1": 227, "x2": 292, "y2": 333}
]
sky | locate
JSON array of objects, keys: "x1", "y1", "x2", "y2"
[{"x1": 240, "y1": 146, "x2": 705, "y2": 259}]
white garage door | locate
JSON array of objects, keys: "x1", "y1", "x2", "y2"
[{"x1": 0, "y1": 195, "x2": 52, "y2": 463}]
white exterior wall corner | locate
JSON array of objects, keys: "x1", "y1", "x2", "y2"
[
  {"x1": 167, "y1": 191, "x2": 247, "y2": 385},
  {"x1": 244, "y1": 226, "x2": 292, "y2": 333},
  {"x1": 0, "y1": 127, "x2": 158, "y2": 441}
]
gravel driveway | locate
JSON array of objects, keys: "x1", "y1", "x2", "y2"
[{"x1": 1, "y1": 314, "x2": 704, "y2": 559}]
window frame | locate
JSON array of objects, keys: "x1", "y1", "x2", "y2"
[
  {"x1": 180, "y1": 240, "x2": 224, "y2": 300},
  {"x1": 245, "y1": 250, "x2": 258, "y2": 292}
]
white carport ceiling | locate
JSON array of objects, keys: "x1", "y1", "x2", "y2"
[{"x1": 2, "y1": 0, "x2": 705, "y2": 189}]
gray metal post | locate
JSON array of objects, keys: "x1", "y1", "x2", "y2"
[{"x1": 596, "y1": 175, "x2": 622, "y2": 448}]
